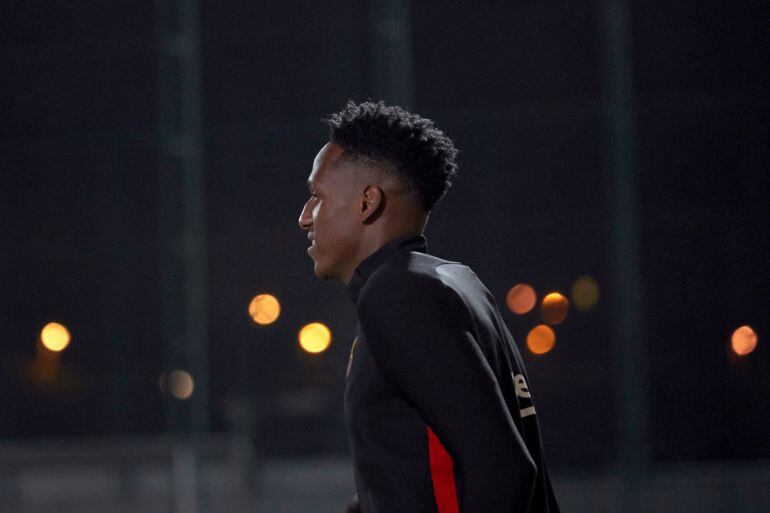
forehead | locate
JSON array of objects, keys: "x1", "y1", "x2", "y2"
[{"x1": 307, "y1": 142, "x2": 348, "y2": 188}]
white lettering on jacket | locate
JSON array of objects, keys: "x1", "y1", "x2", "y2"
[{"x1": 512, "y1": 373, "x2": 536, "y2": 418}]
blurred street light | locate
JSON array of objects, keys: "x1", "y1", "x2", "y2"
[
  {"x1": 541, "y1": 292, "x2": 570, "y2": 325},
  {"x1": 299, "y1": 322, "x2": 332, "y2": 354},
  {"x1": 526, "y1": 324, "x2": 556, "y2": 355},
  {"x1": 169, "y1": 370, "x2": 195, "y2": 400},
  {"x1": 249, "y1": 293, "x2": 281, "y2": 325},
  {"x1": 507, "y1": 283, "x2": 537, "y2": 314},
  {"x1": 731, "y1": 325, "x2": 758, "y2": 356},
  {"x1": 572, "y1": 275, "x2": 600, "y2": 311},
  {"x1": 40, "y1": 322, "x2": 71, "y2": 352}
]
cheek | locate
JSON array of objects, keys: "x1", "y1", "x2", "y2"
[{"x1": 319, "y1": 201, "x2": 360, "y2": 242}]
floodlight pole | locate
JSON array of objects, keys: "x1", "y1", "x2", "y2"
[
  {"x1": 156, "y1": 0, "x2": 209, "y2": 512},
  {"x1": 601, "y1": 0, "x2": 650, "y2": 510},
  {"x1": 369, "y1": 0, "x2": 415, "y2": 108}
]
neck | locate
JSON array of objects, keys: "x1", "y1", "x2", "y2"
[{"x1": 340, "y1": 221, "x2": 426, "y2": 285}]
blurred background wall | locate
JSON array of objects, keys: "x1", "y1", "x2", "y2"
[{"x1": 2, "y1": 0, "x2": 768, "y2": 511}]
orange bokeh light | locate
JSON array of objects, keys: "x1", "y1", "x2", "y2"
[
  {"x1": 248, "y1": 294, "x2": 281, "y2": 325},
  {"x1": 526, "y1": 324, "x2": 556, "y2": 355},
  {"x1": 731, "y1": 325, "x2": 758, "y2": 356},
  {"x1": 40, "y1": 322, "x2": 71, "y2": 352},
  {"x1": 540, "y1": 292, "x2": 570, "y2": 325},
  {"x1": 299, "y1": 322, "x2": 332, "y2": 354},
  {"x1": 506, "y1": 284, "x2": 537, "y2": 314}
]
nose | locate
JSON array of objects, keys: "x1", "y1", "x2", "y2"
[{"x1": 298, "y1": 200, "x2": 312, "y2": 231}]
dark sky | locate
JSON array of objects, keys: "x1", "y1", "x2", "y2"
[{"x1": 2, "y1": 0, "x2": 769, "y2": 467}]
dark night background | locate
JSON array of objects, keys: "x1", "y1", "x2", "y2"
[{"x1": 2, "y1": 0, "x2": 769, "y2": 477}]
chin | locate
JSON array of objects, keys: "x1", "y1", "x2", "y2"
[
  {"x1": 313, "y1": 262, "x2": 339, "y2": 281},
  {"x1": 312, "y1": 262, "x2": 331, "y2": 279}
]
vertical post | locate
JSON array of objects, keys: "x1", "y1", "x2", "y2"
[
  {"x1": 156, "y1": 0, "x2": 209, "y2": 511},
  {"x1": 177, "y1": 0, "x2": 210, "y2": 441},
  {"x1": 369, "y1": 0, "x2": 415, "y2": 108},
  {"x1": 601, "y1": 0, "x2": 649, "y2": 510}
]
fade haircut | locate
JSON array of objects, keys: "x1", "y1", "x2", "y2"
[{"x1": 324, "y1": 100, "x2": 459, "y2": 212}]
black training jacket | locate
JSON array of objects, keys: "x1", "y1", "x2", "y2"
[{"x1": 344, "y1": 234, "x2": 560, "y2": 513}]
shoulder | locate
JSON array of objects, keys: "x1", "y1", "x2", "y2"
[{"x1": 357, "y1": 252, "x2": 467, "y2": 322}]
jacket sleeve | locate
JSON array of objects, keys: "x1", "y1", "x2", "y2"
[{"x1": 357, "y1": 273, "x2": 537, "y2": 513}]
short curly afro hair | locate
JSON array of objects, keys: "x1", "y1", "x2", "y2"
[{"x1": 324, "y1": 100, "x2": 458, "y2": 212}]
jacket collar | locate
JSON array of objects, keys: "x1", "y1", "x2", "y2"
[{"x1": 345, "y1": 234, "x2": 428, "y2": 304}]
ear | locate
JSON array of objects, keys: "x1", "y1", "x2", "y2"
[{"x1": 360, "y1": 184, "x2": 384, "y2": 223}]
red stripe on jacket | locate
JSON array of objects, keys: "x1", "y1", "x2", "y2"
[{"x1": 427, "y1": 426, "x2": 460, "y2": 513}]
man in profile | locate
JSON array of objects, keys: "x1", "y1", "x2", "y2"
[{"x1": 298, "y1": 100, "x2": 559, "y2": 513}]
